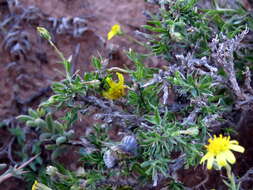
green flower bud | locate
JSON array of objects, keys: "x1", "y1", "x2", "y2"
[
  {"x1": 56, "y1": 136, "x2": 67, "y2": 145},
  {"x1": 180, "y1": 127, "x2": 199, "y2": 136},
  {"x1": 76, "y1": 167, "x2": 85, "y2": 177},
  {"x1": 46, "y1": 166, "x2": 59, "y2": 177},
  {"x1": 170, "y1": 31, "x2": 184, "y2": 42},
  {"x1": 37, "y1": 27, "x2": 51, "y2": 41}
]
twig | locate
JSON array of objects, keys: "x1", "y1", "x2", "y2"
[
  {"x1": 77, "y1": 95, "x2": 111, "y2": 110},
  {"x1": 71, "y1": 43, "x2": 80, "y2": 74},
  {"x1": 210, "y1": 29, "x2": 249, "y2": 101},
  {"x1": 192, "y1": 171, "x2": 209, "y2": 189},
  {"x1": 107, "y1": 67, "x2": 130, "y2": 74},
  {"x1": 236, "y1": 167, "x2": 253, "y2": 190},
  {"x1": 0, "y1": 154, "x2": 39, "y2": 184},
  {"x1": 7, "y1": 137, "x2": 17, "y2": 165},
  {"x1": 182, "y1": 107, "x2": 200, "y2": 125},
  {"x1": 244, "y1": 66, "x2": 253, "y2": 95}
]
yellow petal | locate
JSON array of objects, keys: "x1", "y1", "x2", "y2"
[
  {"x1": 216, "y1": 152, "x2": 228, "y2": 167},
  {"x1": 225, "y1": 150, "x2": 236, "y2": 164},
  {"x1": 107, "y1": 31, "x2": 114, "y2": 40},
  {"x1": 112, "y1": 24, "x2": 121, "y2": 33},
  {"x1": 102, "y1": 91, "x2": 111, "y2": 99},
  {"x1": 116, "y1": 72, "x2": 124, "y2": 85},
  {"x1": 229, "y1": 140, "x2": 239, "y2": 145},
  {"x1": 200, "y1": 152, "x2": 211, "y2": 163},
  {"x1": 107, "y1": 24, "x2": 121, "y2": 40},
  {"x1": 106, "y1": 77, "x2": 113, "y2": 85},
  {"x1": 229, "y1": 144, "x2": 245, "y2": 153},
  {"x1": 32, "y1": 180, "x2": 38, "y2": 190},
  {"x1": 207, "y1": 156, "x2": 214, "y2": 169},
  {"x1": 102, "y1": 72, "x2": 126, "y2": 100}
]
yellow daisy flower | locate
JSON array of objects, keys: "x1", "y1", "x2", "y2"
[
  {"x1": 107, "y1": 24, "x2": 122, "y2": 40},
  {"x1": 200, "y1": 134, "x2": 244, "y2": 169},
  {"x1": 32, "y1": 180, "x2": 38, "y2": 190},
  {"x1": 102, "y1": 72, "x2": 126, "y2": 100}
]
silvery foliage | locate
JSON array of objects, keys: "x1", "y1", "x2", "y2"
[
  {"x1": 0, "y1": 0, "x2": 93, "y2": 62},
  {"x1": 103, "y1": 136, "x2": 138, "y2": 168},
  {"x1": 48, "y1": 16, "x2": 88, "y2": 38}
]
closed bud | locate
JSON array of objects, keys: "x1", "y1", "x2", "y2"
[
  {"x1": 180, "y1": 127, "x2": 199, "y2": 136},
  {"x1": 46, "y1": 166, "x2": 59, "y2": 177},
  {"x1": 56, "y1": 136, "x2": 67, "y2": 145},
  {"x1": 76, "y1": 167, "x2": 85, "y2": 177},
  {"x1": 37, "y1": 27, "x2": 51, "y2": 41},
  {"x1": 170, "y1": 31, "x2": 184, "y2": 42}
]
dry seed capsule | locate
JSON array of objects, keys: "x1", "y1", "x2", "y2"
[
  {"x1": 103, "y1": 149, "x2": 117, "y2": 168},
  {"x1": 117, "y1": 135, "x2": 138, "y2": 156}
]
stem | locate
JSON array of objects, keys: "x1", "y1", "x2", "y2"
[
  {"x1": 82, "y1": 80, "x2": 101, "y2": 85},
  {"x1": 49, "y1": 41, "x2": 66, "y2": 62},
  {"x1": 49, "y1": 40, "x2": 71, "y2": 80},
  {"x1": 213, "y1": 0, "x2": 237, "y2": 12},
  {"x1": 37, "y1": 183, "x2": 53, "y2": 190},
  {"x1": 125, "y1": 34, "x2": 147, "y2": 47},
  {"x1": 225, "y1": 165, "x2": 238, "y2": 190},
  {"x1": 107, "y1": 67, "x2": 131, "y2": 74},
  {"x1": 0, "y1": 154, "x2": 39, "y2": 184}
]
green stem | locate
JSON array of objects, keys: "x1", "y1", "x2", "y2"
[
  {"x1": 107, "y1": 67, "x2": 131, "y2": 74},
  {"x1": 49, "y1": 40, "x2": 71, "y2": 81},
  {"x1": 125, "y1": 34, "x2": 147, "y2": 48},
  {"x1": 213, "y1": 0, "x2": 237, "y2": 12},
  {"x1": 49, "y1": 41, "x2": 66, "y2": 63},
  {"x1": 225, "y1": 165, "x2": 238, "y2": 190}
]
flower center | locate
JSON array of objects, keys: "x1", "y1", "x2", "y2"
[{"x1": 207, "y1": 137, "x2": 230, "y2": 155}]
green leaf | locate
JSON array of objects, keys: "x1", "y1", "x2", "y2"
[
  {"x1": 51, "y1": 147, "x2": 66, "y2": 160},
  {"x1": 46, "y1": 114, "x2": 54, "y2": 132},
  {"x1": 56, "y1": 136, "x2": 67, "y2": 145},
  {"x1": 91, "y1": 56, "x2": 102, "y2": 70},
  {"x1": 8, "y1": 127, "x2": 26, "y2": 143},
  {"x1": 16, "y1": 115, "x2": 34, "y2": 122},
  {"x1": 28, "y1": 109, "x2": 39, "y2": 118}
]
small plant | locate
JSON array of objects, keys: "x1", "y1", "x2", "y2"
[{"x1": 200, "y1": 134, "x2": 245, "y2": 189}]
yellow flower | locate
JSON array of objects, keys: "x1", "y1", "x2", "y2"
[
  {"x1": 32, "y1": 180, "x2": 38, "y2": 190},
  {"x1": 102, "y1": 72, "x2": 126, "y2": 100},
  {"x1": 200, "y1": 134, "x2": 245, "y2": 170},
  {"x1": 107, "y1": 24, "x2": 122, "y2": 40}
]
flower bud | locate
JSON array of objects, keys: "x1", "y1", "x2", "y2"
[
  {"x1": 37, "y1": 27, "x2": 51, "y2": 41},
  {"x1": 170, "y1": 31, "x2": 184, "y2": 42},
  {"x1": 179, "y1": 127, "x2": 199, "y2": 136},
  {"x1": 46, "y1": 166, "x2": 59, "y2": 177}
]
